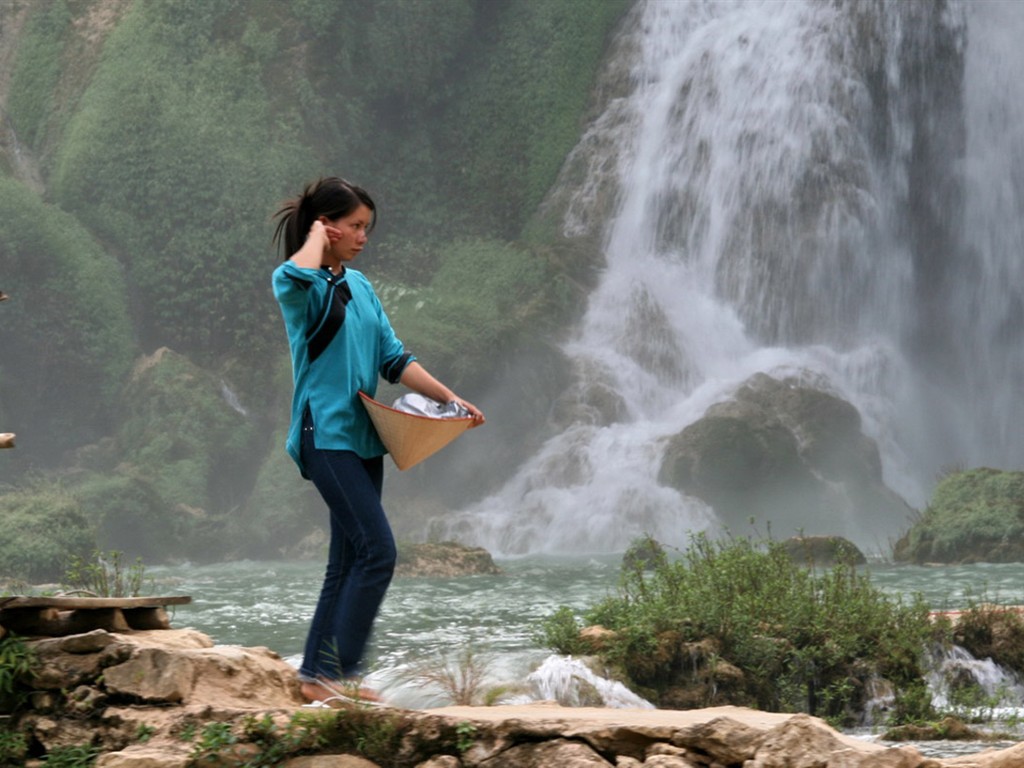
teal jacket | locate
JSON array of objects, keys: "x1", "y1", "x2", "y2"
[{"x1": 272, "y1": 261, "x2": 414, "y2": 477}]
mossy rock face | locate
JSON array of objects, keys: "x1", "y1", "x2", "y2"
[
  {"x1": 394, "y1": 541, "x2": 501, "y2": 578},
  {"x1": 658, "y1": 372, "x2": 912, "y2": 545},
  {"x1": 91, "y1": 347, "x2": 260, "y2": 562},
  {"x1": 622, "y1": 536, "x2": 666, "y2": 572},
  {"x1": 894, "y1": 468, "x2": 1024, "y2": 564},
  {"x1": 782, "y1": 536, "x2": 867, "y2": 567}
]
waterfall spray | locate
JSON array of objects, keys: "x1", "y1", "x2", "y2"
[{"x1": 442, "y1": 0, "x2": 1023, "y2": 556}]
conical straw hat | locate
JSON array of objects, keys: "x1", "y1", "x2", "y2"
[{"x1": 359, "y1": 391, "x2": 474, "y2": 471}]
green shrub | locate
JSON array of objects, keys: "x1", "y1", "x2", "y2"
[
  {"x1": 547, "y1": 533, "x2": 934, "y2": 725},
  {"x1": 440, "y1": 0, "x2": 630, "y2": 239},
  {"x1": 0, "y1": 726, "x2": 29, "y2": 767},
  {"x1": 73, "y1": 473, "x2": 175, "y2": 562},
  {"x1": 118, "y1": 349, "x2": 255, "y2": 514},
  {"x1": 237, "y1": 423, "x2": 323, "y2": 559},
  {"x1": 894, "y1": 468, "x2": 1024, "y2": 564},
  {"x1": 537, "y1": 606, "x2": 587, "y2": 656},
  {"x1": 0, "y1": 634, "x2": 38, "y2": 716},
  {"x1": 954, "y1": 602, "x2": 1024, "y2": 676},
  {"x1": 42, "y1": 744, "x2": 100, "y2": 767},
  {"x1": 63, "y1": 549, "x2": 148, "y2": 598},
  {"x1": 0, "y1": 485, "x2": 95, "y2": 583}
]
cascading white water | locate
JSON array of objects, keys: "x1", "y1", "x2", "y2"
[
  {"x1": 440, "y1": 0, "x2": 1024, "y2": 555},
  {"x1": 520, "y1": 655, "x2": 655, "y2": 710},
  {"x1": 948, "y1": 0, "x2": 1024, "y2": 470},
  {"x1": 927, "y1": 644, "x2": 1024, "y2": 715}
]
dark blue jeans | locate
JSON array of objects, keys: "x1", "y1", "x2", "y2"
[{"x1": 298, "y1": 411, "x2": 396, "y2": 681}]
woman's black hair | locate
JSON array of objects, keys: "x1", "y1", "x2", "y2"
[{"x1": 272, "y1": 177, "x2": 376, "y2": 258}]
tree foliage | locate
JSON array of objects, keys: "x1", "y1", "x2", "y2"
[
  {"x1": 0, "y1": 485, "x2": 95, "y2": 584},
  {"x1": 0, "y1": 175, "x2": 135, "y2": 465},
  {"x1": 5, "y1": 0, "x2": 70, "y2": 149},
  {"x1": 50, "y1": 0, "x2": 312, "y2": 356}
]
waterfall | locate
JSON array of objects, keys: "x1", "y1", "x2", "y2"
[
  {"x1": 520, "y1": 655, "x2": 655, "y2": 710},
  {"x1": 440, "y1": 0, "x2": 1024, "y2": 555},
  {"x1": 927, "y1": 644, "x2": 1024, "y2": 717},
  {"x1": 219, "y1": 381, "x2": 248, "y2": 416}
]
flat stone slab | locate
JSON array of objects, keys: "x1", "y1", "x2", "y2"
[{"x1": 423, "y1": 702, "x2": 884, "y2": 753}]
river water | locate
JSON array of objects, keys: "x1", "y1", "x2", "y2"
[{"x1": 151, "y1": 556, "x2": 1024, "y2": 759}]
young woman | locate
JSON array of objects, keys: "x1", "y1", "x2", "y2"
[{"x1": 271, "y1": 177, "x2": 484, "y2": 704}]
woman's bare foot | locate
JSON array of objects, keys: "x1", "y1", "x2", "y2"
[{"x1": 301, "y1": 678, "x2": 383, "y2": 705}]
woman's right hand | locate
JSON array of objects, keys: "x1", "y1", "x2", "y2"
[
  {"x1": 291, "y1": 220, "x2": 342, "y2": 269},
  {"x1": 308, "y1": 220, "x2": 341, "y2": 252}
]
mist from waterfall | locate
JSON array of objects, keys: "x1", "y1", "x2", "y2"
[{"x1": 438, "y1": 0, "x2": 1024, "y2": 556}]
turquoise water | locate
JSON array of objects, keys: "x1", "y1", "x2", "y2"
[
  {"x1": 151, "y1": 557, "x2": 1024, "y2": 661},
  {"x1": 149, "y1": 557, "x2": 1024, "y2": 758},
  {"x1": 149, "y1": 555, "x2": 625, "y2": 704}
]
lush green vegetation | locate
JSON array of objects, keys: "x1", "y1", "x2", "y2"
[
  {"x1": 0, "y1": 176, "x2": 135, "y2": 460},
  {"x1": 49, "y1": 0, "x2": 310, "y2": 358},
  {"x1": 0, "y1": 0, "x2": 628, "y2": 566},
  {"x1": 894, "y1": 468, "x2": 1024, "y2": 564},
  {"x1": 0, "y1": 484, "x2": 95, "y2": 584},
  {"x1": 181, "y1": 708, "x2": 473, "y2": 768},
  {"x1": 0, "y1": 634, "x2": 37, "y2": 720},
  {"x1": 541, "y1": 534, "x2": 937, "y2": 725},
  {"x1": 5, "y1": 0, "x2": 70, "y2": 150}
]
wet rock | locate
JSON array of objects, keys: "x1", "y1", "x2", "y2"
[
  {"x1": 413, "y1": 756, "x2": 461, "y2": 768},
  {"x1": 622, "y1": 536, "x2": 666, "y2": 572},
  {"x1": 659, "y1": 372, "x2": 913, "y2": 545},
  {"x1": 95, "y1": 746, "x2": 191, "y2": 767},
  {"x1": 282, "y1": 757, "x2": 383, "y2": 768},
  {"x1": 395, "y1": 541, "x2": 501, "y2": 578},
  {"x1": 781, "y1": 535, "x2": 867, "y2": 566},
  {"x1": 477, "y1": 738, "x2": 612, "y2": 767},
  {"x1": 883, "y1": 716, "x2": 985, "y2": 742},
  {"x1": 9, "y1": 626, "x2": 1024, "y2": 767},
  {"x1": 104, "y1": 648, "x2": 195, "y2": 703},
  {"x1": 673, "y1": 716, "x2": 766, "y2": 765},
  {"x1": 578, "y1": 625, "x2": 617, "y2": 653}
]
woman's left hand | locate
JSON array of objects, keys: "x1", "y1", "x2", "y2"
[
  {"x1": 399, "y1": 362, "x2": 485, "y2": 427},
  {"x1": 455, "y1": 398, "x2": 486, "y2": 428}
]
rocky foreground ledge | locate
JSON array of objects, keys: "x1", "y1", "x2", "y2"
[{"x1": 7, "y1": 628, "x2": 1024, "y2": 767}]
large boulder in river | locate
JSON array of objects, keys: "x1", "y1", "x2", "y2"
[
  {"x1": 395, "y1": 541, "x2": 501, "y2": 578},
  {"x1": 658, "y1": 372, "x2": 913, "y2": 546},
  {"x1": 893, "y1": 467, "x2": 1024, "y2": 564}
]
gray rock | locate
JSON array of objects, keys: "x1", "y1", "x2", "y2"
[{"x1": 658, "y1": 372, "x2": 913, "y2": 545}]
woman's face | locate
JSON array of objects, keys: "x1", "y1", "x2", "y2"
[{"x1": 323, "y1": 204, "x2": 373, "y2": 266}]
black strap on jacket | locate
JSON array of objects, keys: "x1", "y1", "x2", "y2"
[{"x1": 306, "y1": 270, "x2": 353, "y2": 364}]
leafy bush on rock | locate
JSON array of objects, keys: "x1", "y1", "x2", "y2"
[
  {"x1": 894, "y1": 468, "x2": 1024, "y2": 564},
  {"x1": 541, "y1": 534, "x2": 936, "y2": 725}
]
